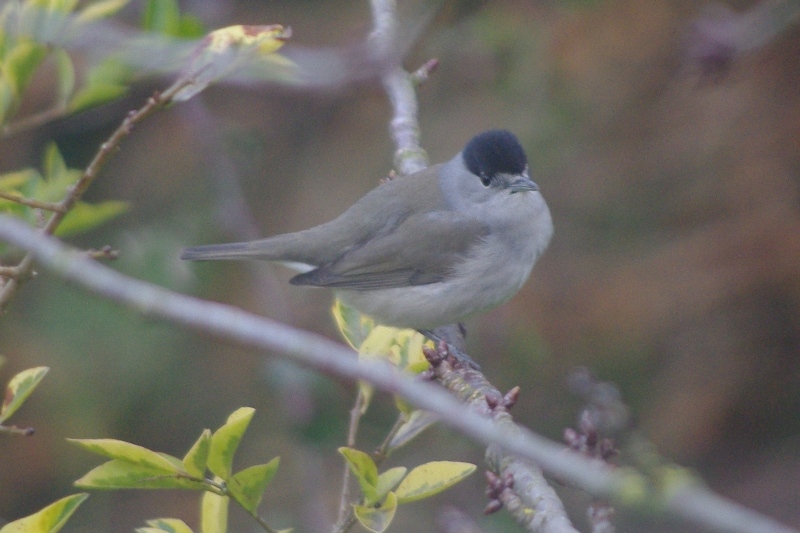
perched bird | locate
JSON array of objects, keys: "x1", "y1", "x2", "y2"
[{"x1": 182, "y1": 130, "x2": 553, "y2": 366}]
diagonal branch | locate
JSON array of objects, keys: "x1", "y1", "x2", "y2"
[{"x1": 0, "y1": 216, "x2": 796, "y2": 533}]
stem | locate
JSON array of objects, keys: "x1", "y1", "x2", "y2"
[
  {"x1": 373, "y1": 413, "x2": 406, "y2": 463},
  {"x1": 1, "y1": 104, "x2": 68, "y2": 138},
  {"x1": 333, "y1": 389, "x2": 367, "y2": 533},
  {"x1": 0, "y1": 190, "x2": 66, "y2": 212}
]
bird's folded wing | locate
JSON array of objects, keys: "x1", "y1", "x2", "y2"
[{"x1": 289, "y1": 211, "x2": 489, "y2": 290}]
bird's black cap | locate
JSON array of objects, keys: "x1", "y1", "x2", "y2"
[{"x1": 463, "y1": 130, "x2": 527, "y2": 186}]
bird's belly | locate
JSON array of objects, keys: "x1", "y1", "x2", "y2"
[{"x1": 335, "y1": 236, "x2": 537, "y2": 330}]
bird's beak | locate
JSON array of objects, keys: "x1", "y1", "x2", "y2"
[{"x1": 509, "y1": 176, "x2": 539, "y2": 193}]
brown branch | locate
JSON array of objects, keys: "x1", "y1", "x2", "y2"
[
  {"x1": 0, "y1": 191, "x2": 66, "y2": 212},
  {"x1": 0, "y1": 79, "x2": 192, "y2": 311}
]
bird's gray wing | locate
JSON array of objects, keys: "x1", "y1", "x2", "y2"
[{"x1": 289, "y1": 211, "x2": 489, "y2": 290}]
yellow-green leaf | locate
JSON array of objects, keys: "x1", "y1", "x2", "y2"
[
  {"x1": 338, "y1": 447, "x2": 378, "y2": 504},
  {"x1": 53, "y1": 48, "x2": 75, "y2": 104},
  {"x1": 4, "y1": 40, "x2": 48, "y2": 95},
  {"x1": 353, "y1": 491, "x2": 397, "y2": 533},
  {"x1": 171, "y1": 24, "x2": 291, "y2": 102},
  {"x1": 395, "y1": 461, "x2": 476, "y2": 504},
  {"x1": 76, "y1": 0, "x2": 131, "y2": 23},
  {"x1": 55, "y1": 200, "x2": 129, "y2": 237},
  {"x1": 182, "y1": 429, "x2": 211, "y2": 478},
  {"x1": 375, "y1": 467, "x2": 407, "y2": 504},
  {"x1": 228, "y1": 457, "x2": 280, "y2": 513},
  {"x1": 69, "y1": 439, "x2": 180, "y2": 473},
  {"x1": 0, "y1": 493, "x2": 88, "y2": 533},
  {"x1": 73, "y1": 459, "x2": 204, "y2": 490},
  {"x1": 67, "y1": 83, "x2": 128, "y2": 112},
  {"x1": 138, "y1": 518, "x2": 194, "y2": 533},
  {"x1": 208, "y1": 407, "x2": 254, "y2": 480},
  {"x1": 332, "y1": 299, "x2": 376, "y2": 349},
  {"x1": 0, "y1": 169, "x2": 39, "y2": 191},
  {"x1": 42, "y1": 143, "x2": 67, "y2": 182},
  {"x1": 200, "y1": 488, "x2": 228, "y2": 533},
  {"x1": 0, "y1": 366, "x2": 48, "y2": 423}
]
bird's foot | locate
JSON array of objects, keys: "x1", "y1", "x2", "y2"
[{"x1": 418, "y1": 325, "x2": 480, "y2": 370}]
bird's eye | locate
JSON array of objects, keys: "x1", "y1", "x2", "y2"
[{"x1": 480, "y1": 172, "x2": 491, "y2": 187}]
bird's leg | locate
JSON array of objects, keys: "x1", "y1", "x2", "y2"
[{"x1": 418, "y1": 323, "x2": 480, "y2": 370}]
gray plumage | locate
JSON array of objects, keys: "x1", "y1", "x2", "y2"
[{"x1": 181, "y1": 130, "x2": 553, "y2": 331}]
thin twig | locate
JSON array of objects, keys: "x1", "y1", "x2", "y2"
[
  {"x1": 0, "y1": 79, "x2": 193, "y2": 311},
  {"x1": 0, "y1": 191, "x2": 66, "y2": 212},
  {"x1": 0, "y1": 218, "x2": 796, "y2": 533},
  {"x1": 333, "y1": 390, "x2": 367, "y2": 533},
  {"x1": 1, "y1": 104, "x2": 68, "y2": 138}
]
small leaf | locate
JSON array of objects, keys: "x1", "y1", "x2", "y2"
[
  {"x1": 42, "y1": 143, "x2": 67, "y2": 182},
  {"x1": 208, "y1": 407, "x2": 255, "y2": 480},
  {"x1": 0, "y1": 169, "x2": 38, "y2": 192},
  {"x1": 388, "y1": 410, "x2": 438, "y2": 451},
  {"x1": 0, "y1": 366, "x2": 48, "y2": 423},
  {"x1": 142, "y1": 0, "x2": 180, "y2": 35},
  {"x1": 0, "y1": 493, "x2": 88, "y2": 533},
  {"x1": 139, "y1": 518, "x2": 194, "y2": 533},
  {"x1": 76, "y1": 0, "x2": 131, "y2": 23},
  {"x1": 353, "y1": 491, "x2": 397, "y2": 533},
  {"x1": 170, "y1": 24, "x2": 291, "y2": 102},
  {"x1": 53, "y1": 48, "x2": 75, "y2": 105},
  {"x1": 395, "y1": 461, "x2": 476, "y2": 504},
  {"x1": 200, "y1": 488, "x2": 228, "y2": 533},
  {"x1": 332, "y1": 299, "x2": 376, "y2": 349},
  {"x1": 228, "y1": 457, "x2": 280, "y2": 513},
  {"x1": 67, "y1": 83, "x2": 127, "y2": 112},
  {"x1": 74, "y1": 459, "x2": 206, "y2": 490},
  {"x1": 55, "y1": 200, "x2": 129, "y2": 237},
  {"x1": 182, "y1": 429, "x2": 211, "y2": 478},
  {"x1": 375, "y1": 467, "x2": 407, "y2": 503},
  {"x1": 69, "y1": 439, "x2": 181, "y2": 473},
  {"x1": 338, "y1": 447, "x2": 378, "y2": 505},
  {"x1": 4, "y1": 40, "x2": 48, "y2": 95}
]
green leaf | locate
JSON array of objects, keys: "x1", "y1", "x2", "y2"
[
  {"x1": 73, "y1": 458, "x2": 206, "y2": 490},
  {"x1": 388, "y1": 410, "x2": 438, "y2": 451},
  {"x1": 76, "y1": 0, "x2": 131, "y2": 23},
  {"x1": 375, "y1": 467, "x2": 407, "y2": 503},
  {"x1": 67, "y1": 83, "x2": 127, "y2": 112},
  {"x1": 0, "y1": 169, "x2": 39, "y2": 191},
  {"x1": 353, "y1": 491, "x2": 397, "y2": 533},
  {"x1": 69, "y1": 438, "x2": 181, "y2": 473},
  {"x1": 228, "y1": 457, "x2": 280, "y2": 513},
  {"x1": 0, "y1": 493, "x2": 88, "y2": 533},
  {"x1": 53, "y1": 48, "x2": 75, "y2": 105},
  {"x1": 337, "y1": 447, "x2": 378, "y2": 505},
  {"x1": 0, "y1": 366, "x2": 49, "y2": 423},
  {"x1": 200, "y1": 489, "x2": 228, "y2": 533},
  {"x1": 142, "y1": 0, "x2": 180, "y2": 35},
  {"x1": 42, "y1": 143, "x2": 68, "y2": 182},
  {"x1": 395, "y1": 461, "x2": 476, "y2": 504},
  {"x1": 331, "y1": 299, "x2": 376, "y2": 350},
  {"x1": 55, "y1": 200, "x2": 129, "y2": 237},
  {"x1": 182, "y1": 429, "x2": 211, "y2": 478},
  {"x1": 137, "y1": 518, "x2": 194, "y2": 533},
  {"x1": 208, "y1": 407, "x2": 255, "y2": 480},
  {"x1": 4, "y1": 40, "x2": 48, "y2": 95}
]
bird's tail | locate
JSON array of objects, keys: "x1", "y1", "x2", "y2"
[{"x1": 180, "y1": 241, "x2": 266, "y2": 261}]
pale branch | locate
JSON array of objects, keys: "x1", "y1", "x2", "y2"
[
  {"x1": 0, "y1": 79, "x2": 193, "y2": 311},
  {"x1": 0, "y1": 217, "x2": 796, "y2": 533},
  {"x1": 369, "y1": 0, "x2": 428, "y2": 175}
]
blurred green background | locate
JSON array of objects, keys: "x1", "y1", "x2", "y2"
[{"x1": 1, "y1": 0, "x2": 799, "y2": 531}]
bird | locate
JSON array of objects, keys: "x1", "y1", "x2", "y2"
[{"x1": 181, "y1": 130, "x2": 553, "y2": 367}]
